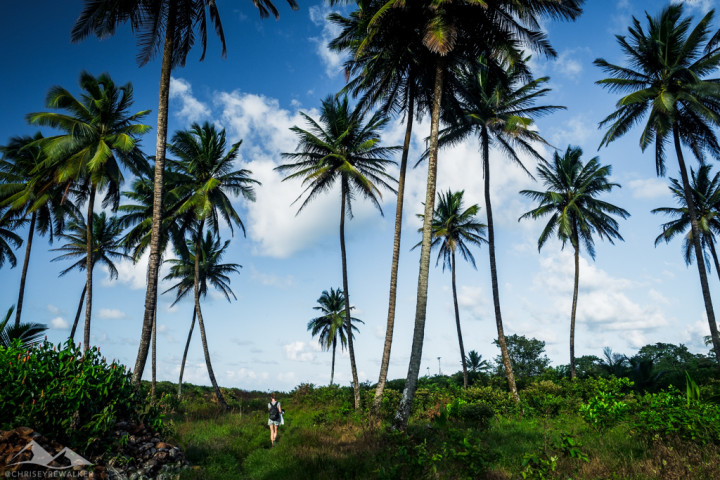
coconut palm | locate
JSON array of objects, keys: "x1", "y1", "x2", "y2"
[
  {"x1": 51, "y1": 211, "x2": 131, "y2": 341},
  {"x1": 0, "y1": 209, "x2": 22, "y2": 270},
  {"x1": 163, "y1": 232, "x2": 240, "y2": 399},
  {"x1": 27, "y1": 71, "x2": 150, "y2": 351},
  {"x1": 519, "y1": 146, "x2": 629, "y2": 378},
  {"x1": 276, "y1": 94, "x2": 397, "y2": 409},
  {"x1": 0, "y1": 133, "x2": 77, "y2": 327},
  {"x1": 653, "y1": 165, "x2": 720, "y2": 284},
  {"x1": 71, "y1": 0, "x2": 298, "y2": 384},
  {"x1": 465, "y1": 350, "x2": 491, "y2": 374},
  {"x1": 0, "y1": 306, "x2": 47, "y2": 349},
  {"x1": 432, "y1": 58, "x2": 564, "y2": 403},
  {"x1": 595, "y1": 4, "x2": 720, "y2": 365},
  {"x1": 416, "y1": 190, "x2": 486, "y2": 387},
  {"x1": 170, "y1": 122, "x2": 258, "y2": 409},
  {"x1": 307, "y1": 288, "x2": 363, "y2": 386}
]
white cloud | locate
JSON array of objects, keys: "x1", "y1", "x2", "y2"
[
  {"x1": 550, "y1": 117, "x2": 596, "y2": 148},
  {"x1": 170, "y1": 76, "x2": 210, "y2": 124},
  {"x1": 50, "y1": 317, "x2": 69, "y2": 329},
  {"x1": 283, "y1": 340, "x2": 321, "y2": 362},
  {"x1": 308, "y1": 5, "x2": 346, "y2": 78},
  {"x1": 553, "y1": 49, "x2": 585, "y2": 79},
  {"x1": 249, "y1": 265, "x2": 295, "y2": 288},
  {"x1": 671, "y1": 0, "x2": 715, "y2": 13},
  {"x1": 47, "y1": 304, "x2": 61, "y2": 315},
  {"x1": 628, "y1": 178, "x2": 670, "y2": 199},
  {"x1": 98, "y1": 308, "x2": 126, "y2": 319}
]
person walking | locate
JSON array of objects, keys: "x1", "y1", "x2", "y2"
[{"x1": 268, "y1": 393, "x2": 283, "y2": 446}]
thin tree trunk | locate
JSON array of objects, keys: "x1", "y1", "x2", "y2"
[
  {"x1": 451, "y1": 251, "x2": 468, "y2": 388},
  {"x1": 482, "y1": 127, "x2": 519, "y2": 403},
  {"x1": 14, "y1": 212, "x2": 35, "y2": 328},
  {"x1": 151, "y1": 309, "x2": 157, "y2": 400},
  {"x1": 330, "y1": 339, "x2": 336, "y2": 386},
  {"x1": 340, "y1": 182, "x2": 361, "y2": 409},
  {"x1": 395, "y1": 62, "x2": 444, "y2": 429},
  {"x1": 194, "y1": 229, "x2": 228, "y2": 410},
  {"x1": 70, "y1": 283, "x2": 87, "y2": 342},
  {"x1": 83, "y1": 186, "x2": 96, "y2": 352},
  {"x1": 709, "y1": 239, "x2": 720, "y2": 286},
  {"x1": 133, "y1": 2, "x2": 175, "y2": 385},
  {"x1": 570, "y1": 243, "x2": 580, "y2": 379},
  {"x1": 373, "y1": 91, "x2": 415, "y2": 412},
  {"x1": 178, "y1": 310, "x2": 197, "y2": 399},
  {"x1": 673, "y1": 126, "x2": 720, "y2": 366}
]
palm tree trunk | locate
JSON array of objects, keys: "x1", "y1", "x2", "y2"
[
  {"x1": 451, "y1": 250, "x2": 468, "y2": 388},
  {"x1": 331, "y1": 339, "x2": 336, "y2": 386},
  {"x1": 373, "y1": 91, "x2": 415, "y2": 412},
  {"x1": 83, "y1": 186, "x2": 96, "y2": 352},
  {"x1": 178, "y1": 310, "x2": 197, "y2": 399},
  {"x1": 14, "y1": 211, "x2": 36, "y2": 328},
  {"x1": 395, "y1": 62, "x2": 444, "y2": 429},
  {"x1": 570, "y1": 243, "x2": 580, "y2": 379},
  {"x1": 481, "y1": 127, "x2": 519, "y2": 403},
  {"x1": 194, "y1": 229, "x2": 228, "y2": 410},
  {"x1": 133, "y1": 1, "x2": 176, "y2": 385},
  {"x1": 340, "y1": 181, "x2": 361, "y2": 410},
  {"x1": 151, "y1": 309, "x2": 157, "y2": 400},
  {"x1": 709, "y1": 239, "x2": 720, "y2": 286},
  {"x1": 70, "y1": 283, "x2": 87, "y2": 341},
  {"x1": 673, "y1": 126, "x2": 720, "y2": 366}
]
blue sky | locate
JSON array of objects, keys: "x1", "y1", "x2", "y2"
[{"x1": 1, "y1": 0, "x2": 718, "y2": 392}]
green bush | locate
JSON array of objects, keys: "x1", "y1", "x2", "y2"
[
  {"x1": 0, "y1": 339, "x2": 165, "y2": 452},
  {"x1": 579, "y1": 388, "x2": 632, "y2": 431}
]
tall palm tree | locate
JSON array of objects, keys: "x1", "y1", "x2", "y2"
[
  {"x1": 307, "y1": 288, "x2": 363, "y2": 386},
  {"x1": 519, "y1": 146, "x2": 629, "y2": 378},
  {"x1": 0, "y1": 133, "x2": 76, "y2": 327},
  {"x1": 416, "y1": 190, "x2": 486, "y2": 388},
  {"x1": 653, "y1": 165, "x2": 720, "y2": 284},
  {"x1": 51, "y1": 211, "x2": 131, "y2": 341},
  {"x1": 27, "y1": 71, "x2": 150, "y2": 351},
  {"x1": 163, "y1": 232, "x2": 240, "y2": 399},
  {"x1": 170, "y1": 122, "x2": 258, "y2": 409},
  {"x1": 465, "y1": 350, "x2": 490, "y2": 374},
  {"x1": 329, "y1": 0, "x2": 437, "y2": 412},
  {"x1": 595, "y1": 4, "x2": 720, "y2": 365},
  {"x1": 71, "y1": 0, "x2": 298, "y2": 386},
  {"x1": 276, "y1": 95, "x2": 397, "y2": 409},
  {"x1": 433, "y1": 59, "x2": 564, "y2": 403},
  {"x1": 0, "y1": 209, "x2": 22, "y2": 270},
  {"x1": 0, "y1": 306, "x2": 47, "y2": 349}
]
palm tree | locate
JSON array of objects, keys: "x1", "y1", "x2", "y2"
[
  {"x1": 416, "y1": 190, "x2": 486, "y2": 388},
  {"x1": 163, "y1": 233, "x2": 240, "y2": 399},
  {"x1": 170, "y1": 122, "x2": 258, "y2": 409},
  {"x1": 595, "y1": 4, "x2": 720, "y2": 365},
  {"x1": 465, "y1": 350, "x2": 491, "y2": 374},
  {"x1": 276, "y1": 95, "x2": 397, "y2": 409},
  {"x1": 71, "y1": 0, "x2": 298, "y2": 386},
  {"x1": 329, "y1": 0, "x2": 438, "y2": 412},
  {"x1": 0, "y1": 133, "x2": 76, "y2": 327},
  {"x1": 519, "y1": 146, "x2": 629, "y2": 378},
  {"x1": 0, "y1": 209, "x2": 22, "y2": 270},
  {"x1": 51, "y1": 212, "x2": 131, "y2": 341},
  {"x1": 307, "y1": 288, "x2": 363, "y2": 386},
  {"x1": 653, "y1": 165, "x2": 720, "y2": 284},
  {"x1": 0, "y1": 306, "x2": 47, "y2": 349},
  {"x1": 27, "y1": 71, "x2": 150, "y2": 351},
  {"x1": 433, "y1": 59, "x2": 564, "y2": 404}
]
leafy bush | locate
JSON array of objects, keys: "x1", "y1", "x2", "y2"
[
  {"x1": 0, "y1": 339, "x2": 165, "y2": 452},
  {"x1": 579, "y1": 387, "x2": 632, "y2": 431}
]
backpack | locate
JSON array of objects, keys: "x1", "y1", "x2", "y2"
[{"x1": 269, "y1": 401, "x2": 280, "y2": 421}]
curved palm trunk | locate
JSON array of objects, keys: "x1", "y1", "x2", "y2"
[
  {"x1": 70, "y1": 283, "x2": 87, "y2": 341},
  {"x1": 14, "y1": 211, "x2": 36, "y2": 328},
  {"x1": 133, "y1": 2, "x2": 176, "y2": 385},
  {"x1": 570, "y1": 243, "x2": 580, "y2": 379},
  {"x1": 673, "y1": 126, "x2": 720, "y2": 366},
  {"x1": 194, "y1": 230, "x2": 228, "y2": 410},
  {"x1": 151, "y1": 309, "x2": 157, "y2": 400},
  {"x1": 481, "y1": 127, "x2": 519, "y2": 402},
  {"x1": 178, "y1": 310, "x2": 197, "y2": 399},
  {"x1": 83, "y1": 186, "x2": 96, "y2": 352},
  {"x1": 373, "y1": 91, "x2": 415, "y2": 412},
  {"x1": 708, "y1": 239, "x2": 720, "y2": 286},
  {"x1": 395, "y1": 63, "x2": 444, "y2": 429},
  {"x1": 451, "y1": 251, "x2": 468, "y2": 388},
  {"x1": 330, "y1": 339, "x2": 337, "y2": 386},
  {"x1": 340, "y1": 182, "x2": 361, "y2": 409}
]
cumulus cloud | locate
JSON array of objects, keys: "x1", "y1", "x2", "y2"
[
  {"x1": 308, "y1": 4, "x2": 346, "y2": 78},
  {"x1": 98, "y1": 308, "x2": 126, "y2": 319},
  {"x1": 553, "y1": 49, "x2": 586, "y2": 79},
  {"x1": 671, "y1": 0, "x2": 715, "y2": 13},
  {"x1": 170, "y1": 76, "x2": 210, "y2": 124},
  {"x1": 47, "y1": 304, "x2": 62, "y2": 315},
  {"x1": 283, "y1": 340, "x2": 320, "y2": 362},
  {"x1": 550, "y1": 116, "x2": 597, "y2": 148},
  {"x1": 628, "y1": 178, "x2": 671, "y2": 200},
  {"x1": 50, "y1": 317, "x2": 69, "y2": 329},
  {"x1": 249, "y1": 265, "x2": 295, "y2": 288}
]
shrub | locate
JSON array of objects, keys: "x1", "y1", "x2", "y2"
[
  {"x1": 579, "y1": 388, "x2": 632, "y2": 431},
  {"x1": 0, "y1": 339, "x2": 165, "y2": 452}
]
